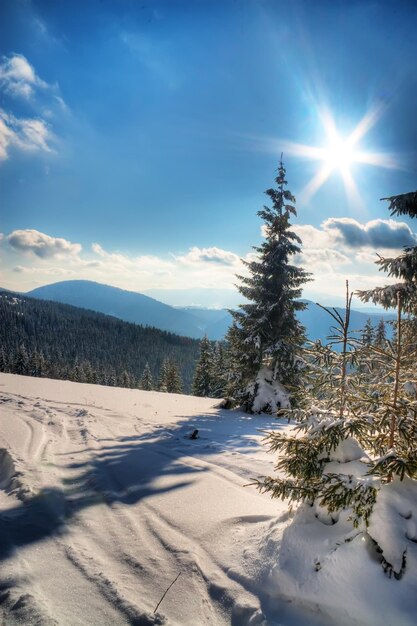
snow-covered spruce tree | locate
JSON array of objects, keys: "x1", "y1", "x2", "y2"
[
  {"x1": 14, "y1": 343, "x2": 29, "y2": 375},
  {"x1": 139, "y1": 362, "x2": 154, "y2": 391},
  {"x1": 120, "y1": 369, "x2": 132, "y2": 388},
  {"x1": 158, "y1": 358, "x2": 183, "y2": 393},
  {"x1": 374, "y1": 318, "x2": 387, "y2": 348},
  {"x1": 224, "y1": 321, "x2": 249, "y2": 403},
  {"x1": 83, "y1": 361, "x2": 94, "y2": 384},
  {"x1": 29, "y1": 350, "x2": 47, "y2": 378},
  {"x1": 166, "y1": 360, "x2": 183, "y2": 394},
  {"x1": 192, "y1": 336, "x2": 214, "y2": 397},
  {"x1": 158, "y1": 359, "x2": 169, "y2": 392},
  {"x1": 211, "y1": 342, "x2": 228, "y2": 398},
  {"x1": 0, "y1": 347, "x2": 9, "y2": 373},
  {"x1": 106, "y1": 368, "x2": 116, "y2": 387},
  {"x1": 361, "y1": 318, "x2": 374, "y2": 345},
  {"x1": 192, "y1": 337, "x2": 229, "y2": 399},
  {"x1": 225, "y1": 159, "x2": 310, "y2": 413}
]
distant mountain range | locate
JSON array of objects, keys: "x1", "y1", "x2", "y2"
[
  {"x1": 27, "y1": 280, "x2": 395, "y2": 342},
  {"x1": 28, "y1": 281, "x2": 209, "y2": 339}
]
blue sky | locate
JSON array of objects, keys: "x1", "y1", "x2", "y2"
[{"x1": 1, "y1": 0, "x2": 416, "y2": 306}]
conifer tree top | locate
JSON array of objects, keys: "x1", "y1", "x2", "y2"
[
  {"x1": 382, "y1": 191, "x2": 417, "y2": 218},
  {"x1": 358, "y1": 190, "x2": 417, "y2": 311}
]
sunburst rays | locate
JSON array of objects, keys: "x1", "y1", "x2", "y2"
[{"x1": 280, "y1": 105, "x2": 398, "y2": 205}]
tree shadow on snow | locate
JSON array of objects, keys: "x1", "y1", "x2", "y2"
[{"x1": 0, "y1": 406, "x2": 286, "y2": 562}]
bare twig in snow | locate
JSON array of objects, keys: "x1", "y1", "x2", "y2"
[{"x1": 153, "y1": 572, "x2": 181, "y2": 614}]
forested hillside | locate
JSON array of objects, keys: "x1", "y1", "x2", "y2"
[{"x1": 0, "y1": 290, "x2": 200, "y2": 392}]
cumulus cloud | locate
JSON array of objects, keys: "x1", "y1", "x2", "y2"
[
  {"x1": 354, "y1": 250, "x2": 380, "y2": 264},
  {"x1": 0, "y1": 54, "x2": 48, "y2": 99},
  {"x1": 284, "y1": 217, "x2": 414, "y2": 302},
  {"x1": 292, "y1": 224, "x2": 337, "y2": 249},
  {"x1": 7, "y1": 230, "x2": 82, "y2": 258},
  {"x1": 0, "y1": 109, "x2": 53, "y2": 160},
  {"x1": 295, "y1": 247, "x2": 350, "y2": 272},
  {"x1": 323, "y1": 217, "x2": 416, "y2": 249},
  {"x1": 3, "y1": 236, "x2": 249, "y2": 293},
  {"x1": 293, "y1": 218, "x2": 416, "y2": 253},
  {"x1": 176, "y1": 246, "x2": 241, "y2": 266}
]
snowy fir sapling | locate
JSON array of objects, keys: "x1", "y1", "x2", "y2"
[
  {"x1": 256, "y1": 273, "x2": 417, "y2": 578},
  {"x1": 356, "y1": 191, "x2": 417, "y2": 486},
  {"x1": 226, "y1": 159, "x2": 310, "y2": 413}
]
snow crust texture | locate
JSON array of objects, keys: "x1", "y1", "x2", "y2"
[{"x1": 0, "y1": 374, "x2": 416, "y2": 626}]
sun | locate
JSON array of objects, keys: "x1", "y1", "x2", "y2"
[
  {"x1": 323, "y1": 136, "x2": 357, "y2": 171},
  {"x1": 279, "y1": 105, "x2": 397, "y2": 206}
]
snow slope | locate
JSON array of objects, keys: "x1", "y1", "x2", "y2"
[{"x1": 0, "y1": 374, "x2": 416, "y2": 625}]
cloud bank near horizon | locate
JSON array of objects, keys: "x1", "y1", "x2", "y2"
[{"x1": 1, "y1": 216, "x2": 413, "y2": 305}]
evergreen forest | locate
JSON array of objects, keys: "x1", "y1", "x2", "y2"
[{"x1": 0, "y1": 290, "x2": 200, "y2": 392}]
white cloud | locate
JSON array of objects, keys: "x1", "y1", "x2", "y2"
[
  {"x1": 0, "y1": 54, "x2": 67, "y2": 162},
  {"x1": 2, "y1": 233, "x2": 246, "y2": 293},
  {"x1": 292, "y1": 218, "x2": 416, "y2": 252},
  {"x1": 323, "y1": 217, "x2": 416, "y2": 249},
  {"x1": 7, "y1": 230, "x2": 82, "y2": 259},
  {"x1": 292, "y1": 223, "x2": 338, "y2": 249},
  {"x1": 0, "y1": 54, "x2": 48, "y2": 99},
  {"x1": 176, "y1": 246, "x2": 241, "y2": 267},
  {"x1": 304, "y1": 268, "x2": 399, "y2": 305},
  {"x1": 290, "y1": 218, "x2": 416, "y2": 278},
  {"x1": 54, "y1": 95, "x2": 69, "y2": 112},
  {"x1": 0, "y1": 109, "x2": 53, "y2": 160},
  {"x1": 17, "y1": 117, "x2": 52, "y2": 152},
  {"x1": 271, "y1": 217, "x2": 412, "y2": 302},
  {"x1": 354, "y1": 250, "x2": 380, "y2": 264},
  {"x1": 295, "y1": 247, "x2": 351, "y2": 273},
  {"x1": 0, "y1": 114, "x2": 15, "y2": 160},
  {"x1": 91, "y1": 242, "x2": 174, "y2": 274}
]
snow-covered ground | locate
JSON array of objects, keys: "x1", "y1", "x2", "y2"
[{"x1": 0, "y1": 373, "x2": 416, "y2": 625}]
